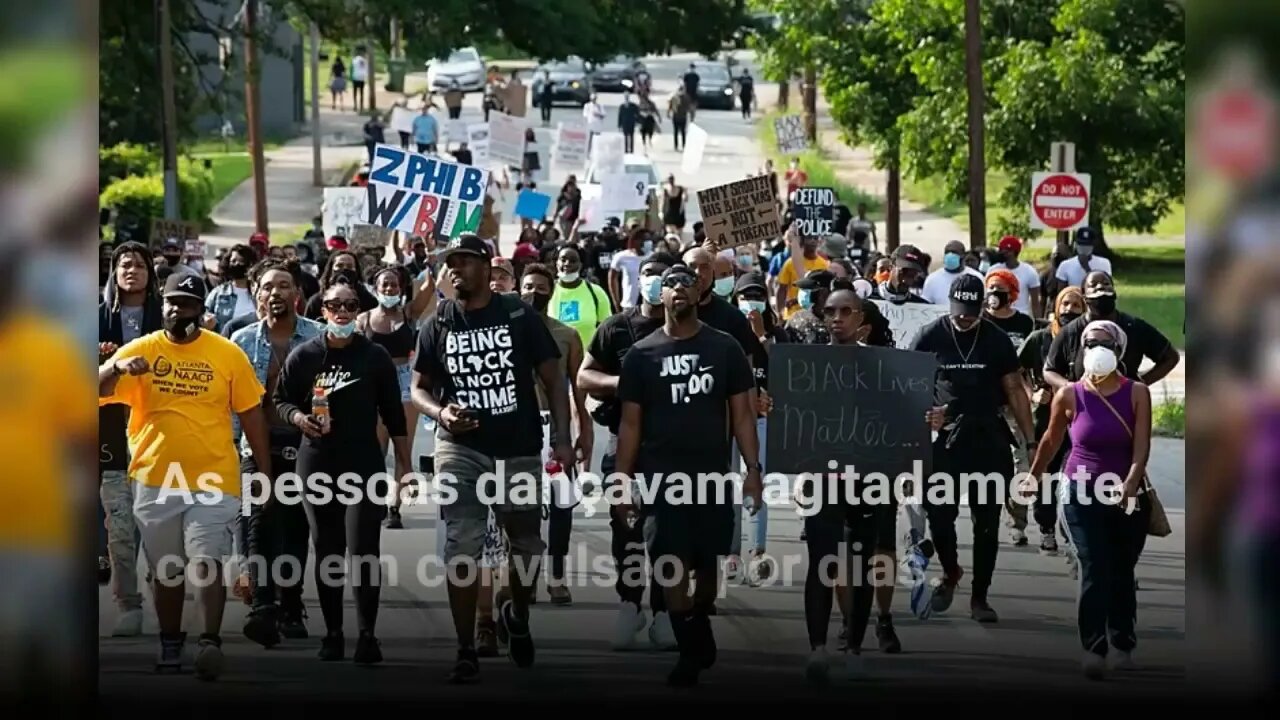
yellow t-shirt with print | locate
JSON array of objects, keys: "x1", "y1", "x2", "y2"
[
  {"x1": 0, "y1": 314, "x2": 95, "y2": 551},
  {"x1": 777, "y1": 254, "x2": 830, "y2": 319},
  {"x1": 98, "y1": 329, "x2": 264, "y2": 496}
]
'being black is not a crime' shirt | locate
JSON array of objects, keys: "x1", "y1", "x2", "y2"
[
  {"x1": 910, "y1": 316, "x2": 1019, "y2": 420},
  {"x1": 618, "y1": 324, "x2": 754, "y2": 479},
  {"x1": 983, "y1": 311, "x2": 1035, "y2": 350},
  {"x1": 586, "y1": 307, "x2": 665, "y2": 434},
  {"x1": 415, "y1": 293, "x2": 560, "y2": 458}
]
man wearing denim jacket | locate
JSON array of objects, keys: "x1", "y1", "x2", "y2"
[
  {"x1": 229, "y1": 261, "x2": 323, "y2": 646},
  {"x1": 206, "y1": 244, "x2": 257, "y2": 333}
]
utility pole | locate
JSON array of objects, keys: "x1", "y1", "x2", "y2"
[
  {"x1": 802, "y1": 64, "x2": 817, "y2": 145},
  {"x1": 157, "y1": 0, "x2": 181, "y2": 220},
  {"x1": 367, "y1": 40, "x2": 377, "y2": 112},
  {"x1": 963, "y1": 0, "x2": 986, "y2": 248},
  {"x1": 244, "y1": 0, "x2": 269, "y2": 232},
  {"x1": 310, "y1": 21, "x2": 322, "y2": 187}
]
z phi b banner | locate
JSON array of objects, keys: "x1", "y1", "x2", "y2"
[{"x1": 366, "y1": 143, "x2": 492, "y2": 240}]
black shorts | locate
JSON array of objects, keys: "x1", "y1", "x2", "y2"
[
  {"x1": 353, "y1": 80, "x2": 365, "y2": 91},
  {"x1": 800, "y1": 478, "x2": 898, "y2": 553},
  {"x1": 648, "y1": 502, "x2": 733, "y2": 577}
]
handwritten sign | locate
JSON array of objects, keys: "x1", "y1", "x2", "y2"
[
  {"x1": 592, "y1": 132, "x2": 625, "y2": 176},
  {"x1": 554, "y1": 122, "x2": 590, "y2": 168},
  {"x1": 871, "y1": 300, "x2": 949, "y2": 350},
  {"x1": 389, "y1": 106, "x2": 416, "y2": 136},
  {"x1": 467, "y1": 123, "x2": 490, "y2": 165},
  {"x1": 696, "y1": 175, "x2": 782, "y2": 251},
  {"x1": 767, "y1": 343, "x2": 936, "y2": 480},
  {"x1": 792, "y1": 186, "x2": 835, "y2": 237},
  {"x1": 775, "y1": 114, "x2": 809, "y2": 155},
  {"x1": 488, "y1": 113, "x2": 526, "y2": 167},
  {"x1": 149, "y1": 218, "x2": 200, "y2": 248},
  {"x1": 365, "y1": 144, "x2": 490, "y2": 241},
  {"x1": 322, "y1": 188, "x2": 369, "y2": 240},
  {"x1": 601, "y1": 173, "x2": 649, "y2": 211}
]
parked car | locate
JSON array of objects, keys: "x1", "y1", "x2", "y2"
[
  {"x1": 590, "y1": 55, "x2": 646, "y2": 92},
  {"x1": 425, "y1": 47, "x2": 486, "y2": 93},
  {"x1": 532, "y1": 57, "x2": 593, "y2": 106},
  {"x1": 690, "y1": 62, "x2": 736, "y2": 111}
]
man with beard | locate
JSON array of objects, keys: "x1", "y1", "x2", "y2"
[
  {"x1": 206, "y1": 244, "x2": 258, "y2": 333},
  {"x1": 99, "y1": 241, "x2": 163, "y2": 637},
  {"x1": 98, "y1": 272, "x2": 273, "y2": 680},
  {"x1": 869, "y1": 244, "x2": 932, "y2": 308},
  {"x1": 156, "y1": 237, "x2": 199, "y2": 277},
  {"x1": 578, "y1": 251, "x2": 682, "y2": 651},
  {"x1": 615, "y1": 262, "x2": 762, "y2": 687},
  {"x1": 231, "y1": 262, "x2": 325, "y2": 647},
  {"x1": 682, "y1": 246, "x2": 761, "y2": 361},
  {"x1": 412, "y1": 234, "x2": 574, "y2": 684}
]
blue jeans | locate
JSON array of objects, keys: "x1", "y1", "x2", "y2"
[
  {"x1": 729, "y1": 417, "x2": 769, "y2": 557},
  {"x1": 1061, "y1": 485, "x2": 1151, "y2": 656}
]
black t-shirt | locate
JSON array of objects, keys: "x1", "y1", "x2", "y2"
[
  {"x1": 697, "y1": 294, "x2": 763, "y2": 362},
  {"x1": 1044, "y1": 311, "x2": 1173, "y2": 383},
  {"x1": 304, "y1": 284, "x2": 377, "y2": 320},
  {"x1": 1019, "y1": 327, "x2": 1053, "y2": 390},
  {"x1": 751, "y1": 325, "x2": 789, "y2": 393},
  {"x1": 415, "y1": 293, "x2": 560, "y2": 458},
  {"x1": 452, "y1": 148, "x2": 473, "y2": 166},
  {"x1": 833, "y1": 204, "x2": 852, "y2": 236},
  {"x1": 785, "y1": 308, "x2": 829, "y2": 345},
  {"x1": 984, "y1": 311, "x2": 1035, "y2": 349},
  {"x1": 867, "y1": 286, "x2": 932, "y2": 306},
  {"x1": 586, "y1": 308, "x2": 666, "y2": 434},
  {"x1": 683, "y1": 72, "x2": 700, "y2": 95},
  {"x1": 910, "y1": 316, "x2": 1019, "y2": 419},
  {"x1": 584, "y1": 234, "x2": 624, "y2": 285},
  {"x1": 618, "y1": 324, "x2": 754, "y2": 480}
]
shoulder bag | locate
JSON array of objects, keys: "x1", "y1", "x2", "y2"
[{"x1": 1083, "y1": 381, "x2": 1172, "y2": 537}]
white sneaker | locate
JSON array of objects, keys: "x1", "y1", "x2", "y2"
[
  {"x1": 1081, "y1": 652, "x2": 1106, "y2": 680},
  {"x1": 111, "y1": 608, "x2": 143, "y2": 637},
  {"x1": 844, "y1": 651, "x2": 867, "y2": 680},
  {"x1": 611, "y1": 602, "x2": 648, "y2": 650},
  {"x1": 648, "y1": 611, "x2": 678, "y2": 650},
  {"x1": 1110, "y1": 651, "x2": 1136, "y2": 671},
  {"x1": 193, "y1": 638, "x2": 224, "y2": 681},
  {"x1": 805, "y1": 647, "x2": 829, "y2": 684}
]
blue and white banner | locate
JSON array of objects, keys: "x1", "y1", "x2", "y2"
[{"x1": 365, "y1": 143, "x2": 491, "y2": 240}]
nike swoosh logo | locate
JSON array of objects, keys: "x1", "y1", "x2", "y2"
[
  {"x1": 698, "y1": 366, "x2": 714, "y2": 372},
  {"x1": 328, "y1": 377, "x2": 361, "y2": 394}
]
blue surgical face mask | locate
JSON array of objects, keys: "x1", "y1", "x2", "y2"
[
  {"x1": 377, "y1": 292, "x2": 402, "y2": 308},
  {"x1": 641, "y1": 275, "x2": 663, "y2": 305},
  {"x1": 943, "y1": 252, "x2": 962, "y2": 271},
  {"x1": 978, "y1": 261, "x2": 990, "y2": 274},
  {"x1": 739, "y1": 299, "x2": 766, "y2": 315},
  {"x1": 736, "y1": 254, "x2": 754, "y2": 269},
  {"x1": 642, "y1": 240, "x2": 654, "y2": 254},
  {"x1": 798, "y1": 288, "x2": 814, "y2": 310},
  {"x1": 713, "y1": 276, "x2": 735, "y2": 298},
  {"x1": 327, "y1": 320, "x2": 357, "y2": 338}
]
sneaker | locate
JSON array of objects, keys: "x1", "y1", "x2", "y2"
[
  {"x1": 318, "y1": 632, "x2": 344, "y2": 661},
  {"x1": 1040, "y1": 533, "x2": 1059, "y2": 556},
  {"x1": 547, "y1": 582, "x2": 573, "y2": 606},
  {"x1": 611, "y1": 602, "x2": 648, "y2": 650},
  {"x1": 111, "y1": 608, "x2": 143, "y2": 637},
  {"x1": 970, "y1": 600, "x2": 999, "y2": 623},
  {"x1": 805, "y1": 647, "x2": 829, "y2": 685},
  {"x1": 232, "y1": 573, "x2": 254, "y2": 606},
  {"x1": 1110, "y1": 650, "x2": 1136, "y2": 671},
  {"x1": 930, "y1": 567, "x2": 963, "y2": 614},
  {"x1": 243, "y1": 607, "x2": 281, "y2": 649},
  {"x1": 1082, "y1": 651, "x2": 1106, "y2": 680},
  {"x1": 1009, "y1": 528, "x2": 1028, "y2": 547},
  {"x1": 476, "y1": 621, "x2": 499, "y2": 658},
  {"x1": 724, "y1": 555, "x2": 743, "y2": 584},
  {"x1": 845, "y1": 650, "x2": 867, "y2": 680},
  {"x1": 649, "y1": 610, "x2": 678, "y2": 650},
  {"x1": 875, "y1": 615, "x2": 901, "y2": 654},
  {"x1": 98, "y1": 556, "x2": 112, "y2": 585},
  {"x1": 448, "y1": 647, "x2": 480, "y2": 684},
  {"x1": 385, "y1": 507, "x2": 403, "y2": 529},
  {"x1": 499, "y1": 600, "x2": 534, "y2": 668},
  {"x1": 155, "y1": 632, "x2": 185, "y2": 673},
  {"x1": 278, "y1": 606, "x2": 309, "y2": 640},
  {"x1": 353, "y1": 631, "x2": 382, "y2": 665},
  {"x1": 666, "y1": 655, "x2": 701, "y2": 687},
  {"x1": 746, "y1": 553, "x2": 774, "y2": 586},
  {"x1": 193, "y1": 634, "x2": 224, "y2": 681}
]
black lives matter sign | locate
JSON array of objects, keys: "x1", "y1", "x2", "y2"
[
  {"x1": 792, "y1": 186, "x2": 835, "y2": 237},
  {"x1": 696, "y1": 175, "x2": 782, "y2": 251}
]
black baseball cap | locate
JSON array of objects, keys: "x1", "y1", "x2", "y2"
[
  {"x1": 442, "y1": 233, "x2": 493, "y2": 262},
  {"x1": 893, "y1": 244, "x2": 926, "y2": 273},
  {"x1": 660, "y1": 264, "x2": 698, "y2": 285},
  {"x1": 163, "y1": 271, "x2": 208, "y2": 303},
  {"x1": 734, "y1": 270, "x2": 767, "y2": 294},
  {"x1": 1075, "y1": 227, "x2": 1097, "y2": 245},
  {"x1": 795, "y1": 268, "x2": 836, "y2": 290},
  {"x1": 161, "y1": 237, "x2": 182, "y2": 250},
  {"x1": 949, "y1": 274, "x2": 984, "y2": 316}
]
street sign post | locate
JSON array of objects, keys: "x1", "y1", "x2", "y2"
[{"x1": 1030, "y1": 172, "x2": 1091, "y2": 232}]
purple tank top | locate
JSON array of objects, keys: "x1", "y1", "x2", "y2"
[
  {"x1": 1241, "y1": 401, "x2": 1280, "y2": 533},
  {"x1": 1063, "y1": 381, "x2": 1136, "y2": 485}
]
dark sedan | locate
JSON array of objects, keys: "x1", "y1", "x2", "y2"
[
  {"x1": 591, "y1": 56, "x2": 645, "y2": 92},
  {"x1": 531, "y1": 59, "x2": 593, "y2": 106},
  {"x1": 690, "y1": 62, "x2": 736, "y2": 111}
]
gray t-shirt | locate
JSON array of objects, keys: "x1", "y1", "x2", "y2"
[{"x1": 120, "y1": 305, "x2": 145, "y2": 344}]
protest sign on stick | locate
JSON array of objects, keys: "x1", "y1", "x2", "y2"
[
  {"x1": 695, "y1": 175, "x2": 782, "y2": 251},
  {"x1": 365, "y1": 144, "x2": 491, "y2": 241}
]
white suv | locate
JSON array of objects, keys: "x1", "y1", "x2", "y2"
[{"x1": 425, "y1": 47, "x2": 486, "y2": 93}]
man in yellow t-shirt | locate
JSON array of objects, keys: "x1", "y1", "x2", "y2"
[
  {"x1": 98, "y1": 273, "x2": 271, "y2": 680},
  {"x1": 775, "y1": 233, "x2": 830, "y2": 320}
]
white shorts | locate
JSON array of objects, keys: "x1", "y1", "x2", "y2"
[{"x1": 133, "y1": 481, "x2": 241, "y2": 580}]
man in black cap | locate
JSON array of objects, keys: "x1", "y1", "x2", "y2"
[
  {"x1": 1054, "y1": 227, "x2": 1113, "y2": 288},
  {"x1": 870, "y1": 244, "x2": 932, "y2": 306},
  {"x1": 97, "y1": 271, "x2": 274, "y2": 680},
  {"x1": 909, "y1": 273, "x2": 1036, "y2": 624},
  {"x1": 785, "y1": 268, "x2": 835, "y2": 345},
  {"x1": 615, "y1": 262, "x2": 762, "y2": 687},
  {"x1": 411, "y1": 233, "x2": 576, "y2": 684}
]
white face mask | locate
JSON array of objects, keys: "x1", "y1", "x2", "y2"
[
  {"x1": 1082, "y1": 346, "x2": 1118, "y2": 378},
  {"x1": 560, "y1": 271, "x2": 580, "y2": 283}
]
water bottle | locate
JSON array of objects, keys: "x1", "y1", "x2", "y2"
[{"x1": 312, "y1": 387, "x2": 330, "y2": 434}]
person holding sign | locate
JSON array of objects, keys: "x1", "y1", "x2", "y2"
[
  {"x1": 909, "y1": 275, "x2": 1036, "y2": 624},
  {"x1": 777, "y1": 223, "x2": 830, "y2": 320},
  {"x1": 614, "y1": 263, "x2": 762, "y2": 688}
]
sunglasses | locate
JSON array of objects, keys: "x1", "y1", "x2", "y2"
[
  {"x1": 821, "y1": 305, "x2": 861, "y2": 319},
  {"x1": 1083, "y1": 338, "x2": 1118, "y2": 351},
  {"x1": 662, "y1": 274, "x2": 697, "y2": 289},
  {"x1": 322, "y1": 299, "x2": 361, "y2": 313}
]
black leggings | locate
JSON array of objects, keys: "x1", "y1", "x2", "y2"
[
  {"x1": 803, "y1": 502, "x2": 881, "y2": 650},
  {"x1": 672, "y1": 119, "x2": 687, "y2": 150},
  {"x1": 925, "y1": 432, "x2": 1014, "y2": 600},
  {"x1": 540, "y1": 103, "x2": 552, "y2": 123},
  {"x1": 242, "y1": 443, "x2": 309, "y2": 613},
  {"x1": 302, "y1": 474, "x2": 387, "y2": 634}
]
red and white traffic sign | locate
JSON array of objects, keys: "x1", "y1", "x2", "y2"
[
  {"x1": 1194, "y1": 86, "x2": 1276, "y2": 182},
  {"x1": 1030, "y1": 172, "x2": 1091, "y2": 232}
]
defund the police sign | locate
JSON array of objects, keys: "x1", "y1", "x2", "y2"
[{"x1": 366, "y1": 143, "x2": 492, "y2": 240}]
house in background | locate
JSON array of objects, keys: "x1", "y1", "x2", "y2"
[{"x1": 188, "y1": 0, "x2": 304, "y2": 141}]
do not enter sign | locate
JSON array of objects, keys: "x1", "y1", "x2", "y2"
[{"x1": 1030, "y1": 172, "x2": 1091, "y2": 232}]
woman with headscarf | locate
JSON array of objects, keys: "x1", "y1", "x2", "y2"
[
  {"x1": 304, "y1": 250, "x2": 377, "y2": 320},
  {"x1": 1019, "y1": 287, "x2": 1085, "y2": 557},
  {"x1": 1028, "y1": 319, "x2": 1152, "y2": 681}
]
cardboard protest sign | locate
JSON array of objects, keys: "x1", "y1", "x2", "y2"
[
  {"x1": 774, "y1": 114, "x2": 808, "y2": 155},
  {"x1": 503, "y1": 79, "x2": 528, "y2": 118},
  {"x1": 183, "y1": 239, "x2": 206, "y2": 260},
  {"x1": 390, "y1": 106, "x2": 416, "y2": 136},
  {"x1": 467, "y1": 123, "x2": 490, "y2": 165},
  {"x1": 514, "y1": 190, "x2": 552, "y2": 220},
  {"x1": 591, "y1": 133, "x2": 625, "y2": 176},
  {"x1": 681, "y1": 123, "x2": 708, "y2": 174},
  {"x1": 767, "y1": 343, "x2": 936, "y2": 479},
  {"x1": 149, "y1": 218, "x2": 200, "y2": 247},
  {"x1": 871, "y1": 300, "x2": 949, "y2": 350},
  {"x1": 695, "y1": 175, "x2": 782, "y2": 251},
  {"x1": 792, "y1": 186, "x2": 836, "y2": 237},
  {"x1": 322, "y1": 188, "x2": 369, "y2": 240},
  {"x1": 554, "y1": 123, "x2": 590, "y2": 168},
  {"x1": 365, "y1": 144, "x2": 491, "y2": 241},
  {"x1": 601, "y1": 173, "x2": 649, "y2": 211},
  {"x1": 488, "y1": 113, "x2": 526, "y2": 167}
]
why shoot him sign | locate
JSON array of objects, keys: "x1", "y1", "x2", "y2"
[{"x1": 365, "y1": 144, "x2": 492, "y2": 241}]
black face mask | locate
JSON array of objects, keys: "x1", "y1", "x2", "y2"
[
  {"x1": 1058, "y1": 311, "x2": 1082, "y2": 327},
  {"x1": 986, "y1": 290, "x2": 1010, "y2": 310},
  {"x1": 163, "y1": 254, "x2": 182, "y2": 267},
  {"x1": 522, "y1": 292, "x2": 551, "y2": 313},
  {"x1": 1086, "y1": 294, "x2": 1117, "y2": 317},
  {"x1": 164, "y1": 314, "x2": 200, "y2": 339},
  {"x1": 333, "y1": 269, "x2": 360, "y2": 287},
  {"x1": 225, "y1": 264, "x2": 249, "y2": 280}
]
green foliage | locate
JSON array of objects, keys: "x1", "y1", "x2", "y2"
[
  {"x1": 1153, "y1": 398, "x2": 1185, "y2": 437},
  {"x1": 757, "y1": 111, "x2": 882, "y2": 213},
  {"x1": 99, "y1": 143, "x2": 158, "y2": 190},
  {"x1": 98, "y1": 156, "x2": 217, "y2": 225}
]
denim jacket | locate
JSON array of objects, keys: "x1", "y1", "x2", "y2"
[
  {"x1": 207, "y1": 282, "x2": 250, "y2": 333},
  {"x1": 229, "y1": 316, "x2": 325, "y2": 450}
]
